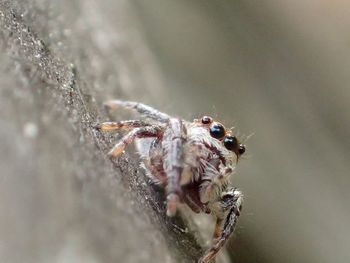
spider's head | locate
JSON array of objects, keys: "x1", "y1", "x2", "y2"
[{"x1": 192, "y1": 116, "x2": 246, "y2": 161}]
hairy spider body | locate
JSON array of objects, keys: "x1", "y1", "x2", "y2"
[{"x1": 96, "y1": 100, "x2": 246, "y2": 263}]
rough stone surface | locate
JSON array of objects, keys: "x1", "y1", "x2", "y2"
[{"x1": 0, "y1": 1, "x2": 219, "y2": 263}]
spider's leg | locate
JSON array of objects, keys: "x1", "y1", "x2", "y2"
[
  {"x1": 199, "y1": 188, "x2": 243, "y2": 263},
  {"x1": 104, "y1": 100, "x2": 171, "y2": 122},
  {"x1": 95, "y1": 120, "x2": 150, "y2": 131},
  {"x1": 162, "y1": 118, "x2": 186, "y2": 217},
  {"x1": 109, "y1": 126, "x2": 162, "y2": 157}
]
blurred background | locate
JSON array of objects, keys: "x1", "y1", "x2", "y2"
[
  {"x1": 1, "y1": 1, "x2": 350, "y2": 263},
  {"x1": 130, "y1": 1, "x2": 350, "y2": 262}
]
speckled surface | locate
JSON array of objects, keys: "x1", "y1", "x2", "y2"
[{"x1": 0, "y1": 1, "x2": 217, "y2": 263}]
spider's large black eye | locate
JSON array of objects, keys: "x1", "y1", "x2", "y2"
[
  {"x1": 224, "y1": 136, "x2": 238, "y2": 151},
  {"x1": 201, "y1": 116, "x2": 212, "y2": 124},
  {"x1": 209, "y1": 123, "x2": 225, "y2": 139},
  {"x1": 238, "y1": 144, "x2": 246, "y2": 155}
]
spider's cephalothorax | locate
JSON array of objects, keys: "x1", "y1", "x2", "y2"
[{"x1": 96, "y1": 100, "x2": 246, "y2": 263}]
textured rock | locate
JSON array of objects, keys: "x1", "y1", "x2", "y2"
[{"x1": 0, "y1": 1, "x2": 212, "y2": 263}]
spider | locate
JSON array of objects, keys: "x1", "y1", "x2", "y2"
[{"x1": 95, "y1": 100, "x2": 246, "y2": 263}]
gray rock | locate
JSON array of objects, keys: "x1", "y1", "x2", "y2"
[{"x1": 0, "y1": 1, "x2": 211, "y2": 263}]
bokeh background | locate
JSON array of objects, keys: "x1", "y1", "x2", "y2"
[
  {"x1": 130, "y1": 1, "x2": 350, "y2": 262},
  {"x1": 1, "y1": 1, "x2": 349, "y2": 263}
]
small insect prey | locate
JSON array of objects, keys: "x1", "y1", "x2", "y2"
[{"x1": 96, "y1": 100, "x2": 246, "y2": 263}]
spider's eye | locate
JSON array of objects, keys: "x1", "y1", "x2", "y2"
[
  {"x1": 224, "y1": 136, "x2": 238, "y2": 151},
  {"x1": 238, "y1": 144, "x2": 246, "y2": 155},
  {"x1": 201, "y1": 116, "x2": 212, "y2": 124},
  {"x1": 209, "y1": 123, "x2": 225, "y2": 140}
]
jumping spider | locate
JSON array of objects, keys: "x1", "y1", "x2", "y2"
[{"x1": 96, "y1": 100, "x2": 246, "y2": 263}]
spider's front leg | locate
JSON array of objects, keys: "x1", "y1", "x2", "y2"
[
  {"x1": 104, "y1": 100, "x2": 171, "y2": 123},
  {"x1": 162, "y1": 118, "x2": 187, "y2": 217},
  {"x1": 107, "y1": 126, "x2": 162, "y2": 157},
  {"x1": 199, "y1": 188, "x2": 243, "y2": 263},
  {"x1": 95, "y1": 120, "x2": 150, "y2": 131}
]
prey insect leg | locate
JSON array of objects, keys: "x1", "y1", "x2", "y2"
[
  {"x1": 104, "y1": 100, "x2": 171, "y2": 122},
  {"x1": 109, "y1": 126, "x2": 162, "y2": 157}
]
